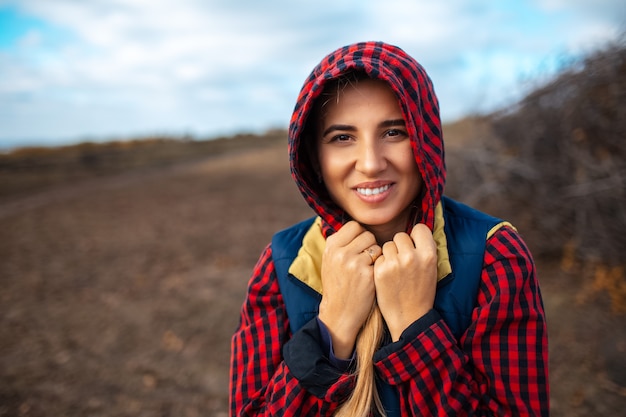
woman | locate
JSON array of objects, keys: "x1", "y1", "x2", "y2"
[{"x1": 230, "y1": 41, "x2": 549, "y2": 416}]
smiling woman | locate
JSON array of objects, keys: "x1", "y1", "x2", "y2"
[
  {"x1": 315, "y1": 74, "x2": 422, "y2": 244},
  {"x1": 230, "y1": 41, "x2": 549, "y2": 416}
]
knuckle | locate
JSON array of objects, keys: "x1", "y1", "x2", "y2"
[
  {"x1": 382, "y1": 241, "x2": 396, "y2": 252},
  {"x1": 325, "y1": 233, "x2": 339, "y2": 247},
  {"x1": 422, "y1": 251, "x2": 438, "y2": 266}
]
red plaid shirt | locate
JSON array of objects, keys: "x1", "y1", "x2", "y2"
[
  {"x1": 231, "y1": 41, "x2": 548, "y2": 416},
  {"x1": 229, "y1": 225, "x2": 549, "y2": 416}
]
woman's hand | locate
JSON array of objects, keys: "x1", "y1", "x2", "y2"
[
  {"x1": 374, "y1": 223, "x2": 437, "y2": 342},
  {"x1": 318, "y1": 221, "x2": 381, "y2": 359}
]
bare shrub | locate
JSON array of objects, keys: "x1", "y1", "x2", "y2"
[{"x1": 448, "y1": 39, "x2": 625, "y2": 276}]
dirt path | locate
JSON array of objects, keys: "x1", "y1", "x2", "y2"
[{"x1": 0, "y1": 141, "x2": 623, "y2": 416}]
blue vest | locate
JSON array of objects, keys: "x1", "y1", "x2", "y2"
[{"x1": 271, "y1": 196, "x2": 502, "y2": 416}]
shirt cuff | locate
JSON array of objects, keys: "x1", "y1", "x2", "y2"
[
  {"x1": 317, "y1": 317, "x2": 355, "y2": 371},
  {"x1": 374, "y1": 309, "x2": 441, "y2": 360},
  {"x1": 283, "y1": 317, "x2": 348, "y2": 398}
]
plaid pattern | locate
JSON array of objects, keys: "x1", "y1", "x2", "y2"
[
  {"x1": 230, "y1": 227, "x2": 549, "y2": 415},
  {"x1": 229, "y1": 246, "x2": 354, "y2": 416},
  {"x1": 373, "y1": 228, "x2": 548, "y2": 415},
  {"x1": 288, "y1": 41, "x2": 445, "y2": 233},
  {"x1": 230, "y1": 42, "x2": 548, "y2": 415}
]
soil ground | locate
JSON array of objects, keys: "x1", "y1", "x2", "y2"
[{"x1": 1, "y1": 137, "x2": 624, "y2": 416}]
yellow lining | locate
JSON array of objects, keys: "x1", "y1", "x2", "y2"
[
  {"x1": 288, "y1": 217, "x2": 325, "y2": 294},
  {"x1": 487, "y1": 221, "x2": 516, "y2": 240},
  {"x1": 288, "y1": 202, "x2": 452, "y2": 295},
  {"x1": 433, "y1": 202, "x2": 452, "y2": 281}
]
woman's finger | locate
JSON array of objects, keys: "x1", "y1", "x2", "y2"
[
  {"x1": 393, "y1": 232, "x2": 415, "y2": 252},
  {"x1": 363, "y1": 245, "x2": 382, "y2": 264}
]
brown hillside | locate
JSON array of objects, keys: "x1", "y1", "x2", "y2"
[
  {"x1": 1, "y1": 40, "x2": 625, "y2": 416},
  {"x1": 1, "y1": 133, "x2": 624, "y2": 416}
]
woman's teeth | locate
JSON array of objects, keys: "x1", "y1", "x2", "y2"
[{"x1": 356, "y1": 185, "x2": 390, "y2": 196}]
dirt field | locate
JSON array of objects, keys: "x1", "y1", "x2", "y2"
[{"x1": 1, "y1": 137, "x2": 624, "y2": 416}]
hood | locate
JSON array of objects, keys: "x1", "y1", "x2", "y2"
[{"x1": 288, "y1": 41, "x2": 445, "y2": 235}]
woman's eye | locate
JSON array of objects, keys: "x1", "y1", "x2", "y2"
[
  {"x1": 331, "y1": 134, "x2": 351, "y2": 142},
  {"x1": 385, "y1": 129, "x2": 407, "y2": 139}
]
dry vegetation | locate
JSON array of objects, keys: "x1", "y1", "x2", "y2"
[
  {"x1": 1, "y1": 41, "x2": 625, "y2": 416},
  {"x1": 0, "y1": 132, "x2": 286, "y2": 200},
  {"x1": 446, "y1": 40, "x2": 626, "y2": 314}
]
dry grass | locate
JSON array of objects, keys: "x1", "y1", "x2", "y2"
[
  {"x1": 445, "y1": 40, "x2": 626, "y2": 313},
  {"x1": 0, "y1": 131, "x2": 286, "y2": 200},
  {"x1": 1, "y1": 40, "x2": 625, "y2": 416}
]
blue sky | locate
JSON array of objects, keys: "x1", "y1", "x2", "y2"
[{"x1": 0, "y1": 0, "x2": 623, "y2": 149}]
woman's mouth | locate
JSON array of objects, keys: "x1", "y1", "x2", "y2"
[{"x1": 356, "y1": 184, "x2": 391, "y2": 196}]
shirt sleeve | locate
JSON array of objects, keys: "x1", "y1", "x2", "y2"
[
  {"x1": 229, "y1": 244, "x2": 354, "y2": 416},
  {"x1": 317, "y1": 317, "x2": 355, "y2": 371},
  {"x1": 373, "y1": 226, "x2": 550, "y2": 416}
]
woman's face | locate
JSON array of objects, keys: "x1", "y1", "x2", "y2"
[{"x1": 317, "y1": 78, "x2": 422, "y2": 240}]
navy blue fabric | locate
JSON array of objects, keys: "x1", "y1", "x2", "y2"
[
  {"x1": 272, "y1": 196, "x2": 502, "y2": 415},
  {"x1": 377, "y1": 379, "x2": 401, "y2": 417},
  {"x1": 272, "y1": 216, "x2": 320, "y2": 333},
  {"x1": 436, "y1": 196, "x2": 502, "y2": 339}
]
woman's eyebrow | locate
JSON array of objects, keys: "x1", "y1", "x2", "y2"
[
  {"x1": 323, "y1": 119, "x2": 405, "y2": 136},
  {"x1": 379, "y1": 119, "x2": 406, "y2": 128},
  {"x1": 322, "y1": 124, "x2": 356, "y2": 136}
]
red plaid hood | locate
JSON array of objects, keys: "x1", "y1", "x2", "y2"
[{"x1": 288, "y1": 41, "x2": 445, "y2": 235}]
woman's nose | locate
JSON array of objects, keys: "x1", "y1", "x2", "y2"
[{"x1": 356, "y1": 138, "x2": 385, "y2": 175}]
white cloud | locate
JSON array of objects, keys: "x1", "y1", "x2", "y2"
[{"x1": 0, "y1": 0, "x2": 623, "y2": 147}]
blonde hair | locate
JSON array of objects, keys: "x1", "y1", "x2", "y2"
[
  {"x1": 335, "y1": 304, "x2": 386, "y2": 417},
  {"x1": 309, "y1": 71, "x2": 390, "y2": 416}
]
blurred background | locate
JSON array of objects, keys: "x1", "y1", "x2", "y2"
[
  {"x1": 1, "y1": 0, "x2": 624, "y2": 149},
  {"x1": 1, "y1": 1, "x2": 625, "y2": 416}
]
